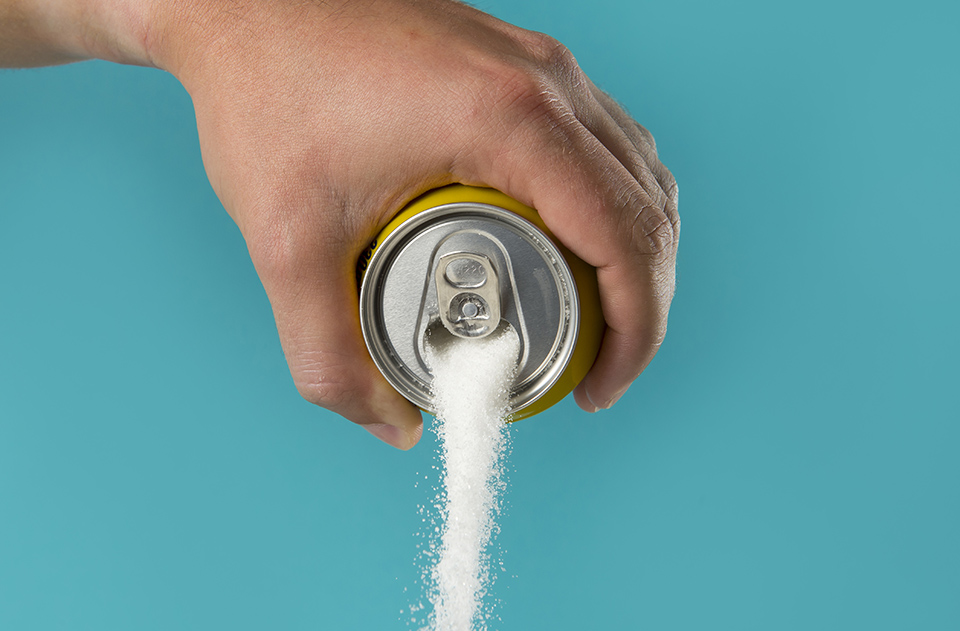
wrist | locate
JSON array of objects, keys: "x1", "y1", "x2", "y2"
[{"x1": 1, "y1": 0, "x2": 160, "y2": 67}]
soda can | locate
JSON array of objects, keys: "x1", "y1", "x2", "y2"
[{"x1": 357, "y1": 185, "x2": 602, "y2": 420}]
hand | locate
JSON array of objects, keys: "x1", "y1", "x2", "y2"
[{"x1": 3, "y1": 0, "x2": 679, "y2": 449}]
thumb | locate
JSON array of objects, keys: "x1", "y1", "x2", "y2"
[{"x1": 248, "y1": 220, "x2": 423, "y2": 450}]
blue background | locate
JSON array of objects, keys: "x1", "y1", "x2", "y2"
[{"x1": 2, "y1": 0, "x2": 958, "y2": 629}]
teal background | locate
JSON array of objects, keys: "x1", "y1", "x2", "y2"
[{"x1": 2, "y1": 0, "x2": 958, "y2": 629}]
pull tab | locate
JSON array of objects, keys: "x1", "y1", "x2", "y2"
[{"x1": 435, "y1": 252, "x2": 501, "y2": 339}]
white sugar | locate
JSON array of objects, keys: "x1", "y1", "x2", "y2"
[{"x1": 421, "y1": 328, "x2": 519, "y2": 631}]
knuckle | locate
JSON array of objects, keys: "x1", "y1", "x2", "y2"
[
  {"x1": 670, "y1": 212, "x2": 681, "y2": 242},
  {"x1": 640, "y1": 160, "x2": 680, "y2": 243},
  {"x1": 528, "y1": 32, "x2": 578, "y2": 73},
  {"x1": 527, "y1": 34, "x2": 591, "y2": 101},
  {"x1": 627, "y1": 193, "x2": 678, "y2": 259},
  {"x1": 635, "y1": 211, "x2": 674, "y2": 258},
  {"x1": 481, "y1": 63, "x2": 572, "y2": 133},
  {"x1": 633, "y1": 121, "x2": 657, "y2": 151},
  {"x1": 660, "y1": 167, "x2": 679, "y2": 204},
  {"x1": 488, "y1": 63, "x2": 547, "y2": 109},
  {"x1": 243, "y1": 196, "x2": 348, "y2": 285},
  {"x1": 637, "y1": 164, "x2": 667, "y2": 207},
  {"x1": 658, "y1": 169, "x2": 681, "y2": 236},
  {"x1": 292, "y1": 353, "x2": 355, "y2": 410},
  {"x1": 459, "y1": 38, "x2": 590, "y2": 146}
]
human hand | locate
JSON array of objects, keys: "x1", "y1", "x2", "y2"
[{"x1": 5, "y1": 0, "x2": 678, "y2": 449}]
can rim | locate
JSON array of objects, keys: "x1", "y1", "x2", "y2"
[{"x1": 359, "y1": 201, "x2": 579, "y2": 415}]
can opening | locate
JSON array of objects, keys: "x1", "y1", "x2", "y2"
[{"x1": 425, "y1": 319, "x2": 522, "y2": 367}]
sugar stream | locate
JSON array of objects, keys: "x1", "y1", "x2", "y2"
[{"x1": 420, "y1": 328, "x2": 519, "y2": 631}]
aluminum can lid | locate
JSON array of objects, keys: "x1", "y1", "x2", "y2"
[{"x1": 360, "y1": 199, "x2": 579, "y2": 415}]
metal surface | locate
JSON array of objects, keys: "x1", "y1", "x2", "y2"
[
  {"x1": 435, "y1": 252, "x2": 501, "y2": 339},
  {"x1": 359, "y1": 202, "x2": 579, "y2": 414}
]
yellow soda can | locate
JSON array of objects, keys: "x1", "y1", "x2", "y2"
[{"x1": 357, "y1": 185, "x2": 602, "y2": 420}]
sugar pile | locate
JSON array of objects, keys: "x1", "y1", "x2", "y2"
[{"x1": 421, "y1": 327, "x2": 520, "y2": 631}]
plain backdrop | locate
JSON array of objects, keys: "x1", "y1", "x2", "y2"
[{"x1": 2, "y1": 0, "x2": 958, "y2": 629}]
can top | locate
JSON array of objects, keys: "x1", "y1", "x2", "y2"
[{"x1": 360, "y1": 200, "x2": 579, "y2": 416}]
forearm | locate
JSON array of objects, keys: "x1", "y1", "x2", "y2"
[{"x1": 0, "y1": 0, "x2": 158, "y2": 68}]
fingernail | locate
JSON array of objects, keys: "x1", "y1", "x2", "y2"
[
  {"x1": 363, "y1": 423, "x2": 408, "y2": 449},
  {"x1": 601, "y1": 390, "x2": 628, "y2": 410},
  {"x1": 586, "y1": 389, "x2": 606, "y2": 412},
  {"x1": 574, "y1": 388, "x2": 599, "y2": 413}
]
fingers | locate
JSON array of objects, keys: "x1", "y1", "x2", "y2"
[
  {"x1": 458, "y1": 74, "x2": 678, "y2": 413},
  {"x1": 570, "y1": 85, "x2": 680, "y2": 411},
  {"x1": 246, "y1": 213, "x2": 423, "y2": 449},
  {"x1": 589, "y1": 85, "x2": 679, "y2": 225}
]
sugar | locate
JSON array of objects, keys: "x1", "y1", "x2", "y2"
[{"x1": 420, "y1": 327, "x2": 520, "y2": 631}]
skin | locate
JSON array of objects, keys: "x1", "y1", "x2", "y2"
[{"x1": 2, "y1": 0, "x2": 679, "y2": 450}]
